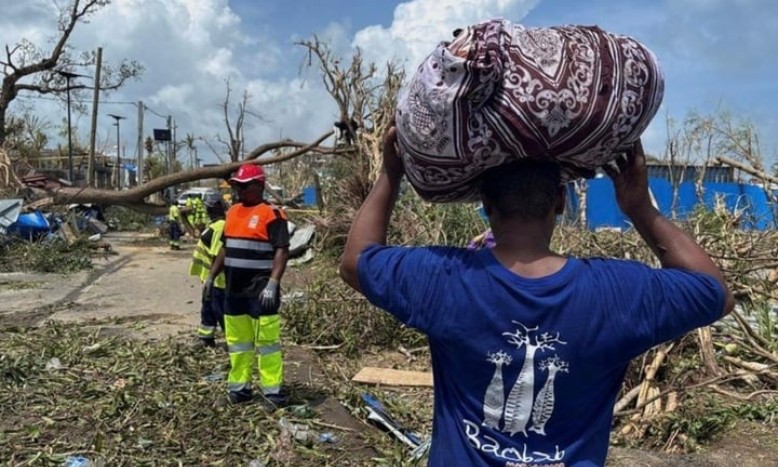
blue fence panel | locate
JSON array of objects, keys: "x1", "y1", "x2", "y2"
[
  {"x1": 740, "y1": 184, "x2": 776, "y2": 230},
  {"x1": 585, "y1": 178, "x2": 628, "y2": 230},
  {"x1": 647, "y1": 178, "x2": 674, "y2": 217},
  {"x1": 302, "y1": 186, "x2": 318, "y2": 207},
  {"x1": 475, "y1": 177, "x2": 775, "y2": 232},
  {"x1": 671, "y1": 182, "x2": 699, "y2": 219},
  {"x1": 699, "y1": 182, "x2": 743, "y2": 212},
  {"x1": 562, "y1": 183, "x2": 580, "y2": 224}
]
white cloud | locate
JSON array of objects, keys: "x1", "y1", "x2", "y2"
[
  {"x1": 354, "y1": 0, "x2": 541, "y2": 71},
  {"x1": 0, "y1": 0, "x2": 576, "y2": 166}
]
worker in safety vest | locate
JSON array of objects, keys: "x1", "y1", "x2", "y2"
[
  {"x1": 193, "y1": 195, "x2": 208, "y2": 233},
  {"x1": 207, "y1": 164, "x2": 290, "y2": 407},
  {"x1": 189, "y1": 196, "x2": 227, "y2": 347},
  {"x1": 168, "y1": 201, "x2": 184, "y2": 250},
  {"x1": 185, "y1": 196, "x2": 200, "y2": 239}
]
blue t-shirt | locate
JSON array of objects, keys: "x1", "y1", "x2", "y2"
[{"x1": 357, "y1": 245, "x2": 725, "y2": 467}]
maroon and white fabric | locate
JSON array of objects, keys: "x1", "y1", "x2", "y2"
[{"x1": 395, "y1": 19, "x2": 664, "y2": 202}]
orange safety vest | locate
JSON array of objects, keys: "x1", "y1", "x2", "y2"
[{"x1": 223, "y1": 202, "x2": 287, "y2": 296}]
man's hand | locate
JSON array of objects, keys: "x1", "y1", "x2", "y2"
[
  {"x1": 382, "y1": 126, "x2": 404, "y2": 180},
  {"x1": 606, "y1": 140, "x2": 653, "y2": 217},
  {"x1": 202, "y1": 276, "x2": 214, "y2": 302},
  {"x1": 260, "y1": 278, "x2": 279, "y2": 312}
]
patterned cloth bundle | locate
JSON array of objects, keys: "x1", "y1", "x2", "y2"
[{"x1": 395, "y1": 19, "x2": 664, "y2": 202}]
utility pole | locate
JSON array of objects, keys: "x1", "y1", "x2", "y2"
[
  {"x1": 166, "y1": 115, "x2": 172, "y2": 176},
  {"x1": 87, "y1": 47, "x2": 102, "y2": 187},
  {"x1": 172, "y1": 119, "x2": 177, "y2": 172},
  {"x1": 108, "y1": 114, "x2": 126, "y2": 190},
  {"x1": 58, "y1": 70, "x2": 90, "y2": 182},
  {"x1": 136, "y1": 100, "x2": 144, "y2": 185}
]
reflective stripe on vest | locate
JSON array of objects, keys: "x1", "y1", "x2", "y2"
[
  {"x1": 226, "y1": 238, "x2": 274, "y2": 252},
  {"x1": 224, "y1": 258, "x2": 273, "y2": 269},
  {"x1": 189, "y1": 220, "x2": 227, "y2": 287}
]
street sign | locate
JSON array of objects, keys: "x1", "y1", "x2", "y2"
[{"x1": 153, "y1": 129, "x2": 171, "y2": 141}]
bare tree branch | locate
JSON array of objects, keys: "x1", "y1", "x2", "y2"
[
  {"x1": 0, "y1": 0, "x2": 142, "y2": 145},
  {"x1": 714, "y1": 156, "x2": 778, "y2": 184},
  {"x1": 197, "y1": 137, "x2": 228, "y2": 164}
]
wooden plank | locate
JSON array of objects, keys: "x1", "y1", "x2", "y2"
[
  {"x1": 352, "y1": 367, "x2": 433, "y2": 387},
  {"x1": 60, "y1": 222, "x2": 79, "y2": 245}
]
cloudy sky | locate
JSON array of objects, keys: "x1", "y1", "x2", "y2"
[{"x1": 1, "y1": 0, "x2": 776, "y2": 166}]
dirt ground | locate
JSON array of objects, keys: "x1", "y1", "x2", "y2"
[{"x1": 1, "y1": 232, "x2": 777, "y2": 466}]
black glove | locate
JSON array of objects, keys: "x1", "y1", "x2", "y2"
[{"x1": 202, "y1": 276, "x2": 214, "y2": 302}]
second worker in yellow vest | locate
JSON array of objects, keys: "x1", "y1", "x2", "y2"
[
  {"x1": 207, "y1": 163, "x2": 290, "y2": 407},
  {"x1": 189, "y1": 197, "x2": 227, "y2": 347}
]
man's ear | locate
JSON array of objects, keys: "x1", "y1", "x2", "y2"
[{"x1": 554, "y1": 185, "x2": 566, "y2": 215}]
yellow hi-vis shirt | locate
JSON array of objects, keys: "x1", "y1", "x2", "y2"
[{"x1": 189, "y1": 219, "x2": 226, "y2": 288}]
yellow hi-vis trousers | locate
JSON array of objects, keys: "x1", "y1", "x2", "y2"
[{"x1": 225, "y1": 314, "x2": 282, "y2": 395}]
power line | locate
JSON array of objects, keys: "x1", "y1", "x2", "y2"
[
  {"x1": 143, "y1": 104, "x2": 168, "y2": 119},
  {"x1": 17, "y1": 94, "x2": 171, "y2": 120},
  {"x1": 16, "y1": 94, "x2": 138, "y2": 106}
]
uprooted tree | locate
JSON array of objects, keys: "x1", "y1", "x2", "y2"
[{"x1": 0, "y1": 0, "x2": 143, "y2": 147}]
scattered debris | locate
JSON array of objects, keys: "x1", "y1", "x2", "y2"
[
  {"x1": 0, "y1": 198, "x2": 115, "y2": 254},
  {"x1": 63, "y1": 455, "x2": 94, "y2": 467},
  {"x1": 81, "y1": 343, "x2": 102, "y2": 353},
  {"x1": 352, "y1": 367, "x2": 434, "y2": 387},
  {"x1": 289, "y1": 224, "x2": 316, "y2": 258},
  {"x1": 0, "y1": 199, "x2": 22, "y2": 235},
  {"x1": 45, "y1": 357, "x2": 63, "y2": 371},
  {"x1": 289, "y1": 248, "x2": 315, "y2": 266},
  {"x1": 362, "y1": 393, "x2": 424, "y2": 449},
  {"x1": 20, "y1": 173, "x2": 72, "y2": 190},
  {"x1": 317, "y1": 431, "x2": 338, "y2": 444},
  {"x1": 279, "y1": 417, "x2": 315, "y2": 445}
]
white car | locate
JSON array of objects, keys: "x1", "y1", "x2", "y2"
[{"x1": 177, "y1": 188, "x2": 219, "y2": 207}]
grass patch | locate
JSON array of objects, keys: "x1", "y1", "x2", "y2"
[{"x1": 0, "y1": 239, "x2": 92, "y2": 274}]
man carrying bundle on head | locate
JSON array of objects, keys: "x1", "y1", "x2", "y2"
[{"x1": 339, "y1": 19, "x2": 734, "y2": 467}]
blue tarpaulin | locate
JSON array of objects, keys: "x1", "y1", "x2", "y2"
[
  {"x1": 7, "y1": 211, "x2": 51, "y2": 239},
  {"x1": 582, "y1": 178, "x2": 777, "y2": 230},
  {"x1": 302, "y1": 186, "x2": 318, "y2": 207}
]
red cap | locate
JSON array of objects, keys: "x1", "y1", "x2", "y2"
[{"x1": 229, "y1": 164, "x2": 265, "y2": 184}]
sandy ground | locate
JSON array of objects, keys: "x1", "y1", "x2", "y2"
[
  {"x1": 45, "y1": 244, "x2": 202, "y2": 340},
  {"x1": 0, "y1": 235, "x2": 201, "y2": 337}
]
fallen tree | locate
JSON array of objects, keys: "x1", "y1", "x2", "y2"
[{"x1": 24, "y1": 130, "x2": 335, "y2": 214}]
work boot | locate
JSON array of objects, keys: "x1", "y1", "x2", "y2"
[
  {"x1": 228, "y1": 389, "x2": 253, "y2": 405},
  {"x1": 261, "y1": 391, "x2": 289, "y2": 410},
  {"x1": 198, "y1": 337, "x2": 216, "y2": 348}
]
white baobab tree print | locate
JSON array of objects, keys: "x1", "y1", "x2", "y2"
[
  {"x1": 483, "y1": 351, "x2": 513, "y2": 429},
  {"x1": 528, "y1": 355, "x2": 570, "y2": 435},
  {"x1": 501, "y1": 322, "x2": 567, "y2": 437}
]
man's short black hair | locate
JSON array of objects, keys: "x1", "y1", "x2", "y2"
[{"x1": 479, "y1": 158, "x2": 562, "y2": 221}]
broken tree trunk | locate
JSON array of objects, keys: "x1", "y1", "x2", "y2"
[{"x1": 26, "y1": 131, "x2": 334, "y2": 214}]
